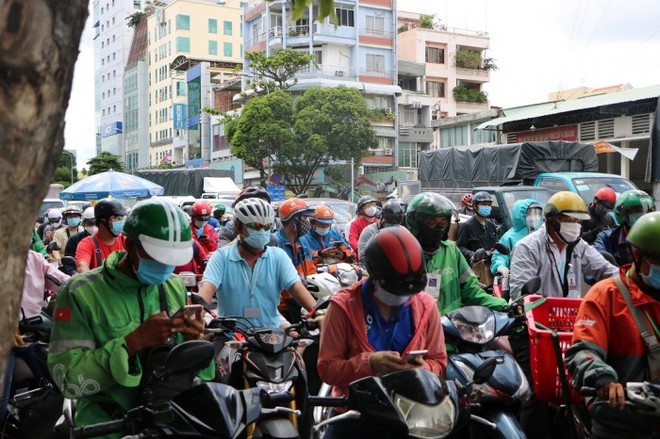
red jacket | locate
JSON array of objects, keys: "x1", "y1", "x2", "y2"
[
  {"x1": 192, "y1": 223, "x2": 219, "y2": 253},
  {"x1": 348, "y1": 216, "x2": 376, "y2": 252},
  {"x1": 318, "y1": 279, "x2": 447, "y2": 400}
]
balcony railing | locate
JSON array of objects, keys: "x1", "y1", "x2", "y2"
[
  {"x1": 296, "y1": 64, "x2": 357, "y2": 78},
  {"x1": 359, "y1": 27, "x2": 394, "y2": 39}
]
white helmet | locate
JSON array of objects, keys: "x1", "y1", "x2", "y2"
[
  {"x1": 233, "y1": 198, "x2": 274, "y2": 226},
  {"x1": 305, "y1": 272, "x2": 341, "y2": 298},
  {"x1": 47, "y1": 209, "x2": 62, "y2": 220},
  {"x1": 82, "y1": 207, "x2": 95, "y2": 221}
]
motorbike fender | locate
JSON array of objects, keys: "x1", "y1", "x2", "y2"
[
  {"x1": 252, "y1": 418, "x2": 299, "y2": 439},
  {"x1": 473, "y1": 408, "x2": 526, "y2": 439}
]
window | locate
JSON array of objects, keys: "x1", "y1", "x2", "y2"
[
  {"x1": 365, "y1": 15, "x2": 385, "y2": 36},
  {"x1": 427, "y1": 81, "x2": 445, "y2": 98},
  {"x1": 176, "y1": 37, "x2": 191, "y2": 52},
  {"x1": 102, "y1": 41, "x2": 104, "y2": 48},
  {"x1": 366, "y1": 54, "x2": 385, "y2": 74},
  {"x1": 112, "y1": 17, "x2": 115, "y2": 24},
  {"x1": 209, "y1": 18, "x2": 217, "y2": 33},
  {"x1": 335, "y1": 7, "x2": 354, "y2": 27},
  {"x1": 112, "y1": 35, "x2": 115, "y2": 42},
  {"x1": 425, "y1": 46, "x2": 445, "y2": 64},
  {"x1": 209, "y1": 40, "x2": 218, "y2": 55},
  {"x1": 102, "y1": 92, "x2": 105, "y2": 99},
  {"x1": 223, "y1": 20, "x2": 233, "y2": 35},
  {"x1": 176, "y1": 14, "x2": 190, "y2": 30},
  {"x1": 112, "y1": 53, "x2": 116, "y2": 60},
  {"x1": 113, "y1": 104, "x2": 116, "y2": 113},
  {"x1": 399, "y1": 142, "x2": 418, "y2": 168},
  {"x1": 102, "y1": 109, "x2": 105, "y2": 116},
  {"x1": 113, "y1": 70, "x2": 116, "y2": 77},
  {"x1": 223, "y1": 42, "x2": 233, "y2": 57}
]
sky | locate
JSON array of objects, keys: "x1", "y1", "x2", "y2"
[{"x1": 63, "y1": 0, "x2": 660, "y2": 167}]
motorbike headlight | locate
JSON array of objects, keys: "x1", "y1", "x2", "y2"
[
  {"x1": 450, "y1": 314, "x2": 495, "y2": 344},
  {"x1": 256, "y1": 380, "x2": 293, "y2": 394},
  {"x1": 394, "y1": 393, "x2": 455, "y2": 439}
]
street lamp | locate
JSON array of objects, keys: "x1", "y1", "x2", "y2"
[{"x1": 64, "y1": 150, "x2": 75, "y2": 184}]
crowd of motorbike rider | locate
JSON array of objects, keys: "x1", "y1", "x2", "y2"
[{"x1": 13, "y1": 179, "x2": 660, "y2": 438}]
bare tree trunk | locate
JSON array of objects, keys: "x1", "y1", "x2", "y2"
[{"x1": 0, "y1": 0, "x2": 88, "y2": 390}]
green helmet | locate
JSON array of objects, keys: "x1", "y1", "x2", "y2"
[
  {"x1": 405, "y1": 192, "x2": 455, "y2": 236},
  {"x1": 124, "y1": 199, "x2": 193, "y2": 266},
  {"x1": 626, "y1": 211, "x2": 660, "y2": 258},
  {"x1": 614, "y1": 190, "x2": 655, "y2": 228}
]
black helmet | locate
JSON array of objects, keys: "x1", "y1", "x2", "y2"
[
  {"x1": 232, "y1": 186, "x2": 271, "y2": 207},
  {"x1": 380, "y1": 200, "x2": 404, "y2": 225},
  {"x1": 94, "y1": 199, "x2": 127, "y2": 221},
  {"x1": 472, "y1": 191, "x2": 492, "y2": 207},
  {"x1": 364, "y1": 226, "x2": 427, "y2": 296},
  {"x1": 357, "y1": 196, "x2": 381, "y2": 212}
]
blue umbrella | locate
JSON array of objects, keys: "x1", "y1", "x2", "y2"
[{"x1": 60, "y1": 169, "x2": 165, "y2": 201}]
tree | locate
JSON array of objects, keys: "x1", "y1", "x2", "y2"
[
  {"x1": 87, "y1": 151, "x2": 125, "y2": 175},
  {"x1": 53, "y1": 150, "x2": 78, "y2": 186},
  {"x1": 244, "y1": 49, "x2": 315, "y2": 93},
  {"x1": 0, "y1": 0, "x2": 88, "y2": 389}
]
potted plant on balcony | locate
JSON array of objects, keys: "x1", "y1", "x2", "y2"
[{"x1": 454, "y1": 48, "x2": 482, "y2": 70}]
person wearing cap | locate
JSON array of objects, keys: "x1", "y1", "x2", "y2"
[
  {"x1": 217, "y1": 186, "x2": 273, "y2": 248},
  {"x1": 581, "y1": 187, "x2": 617, "y2": 245},
  {"x1": 300, "y1": 204, "x2": 354, "y2": 264},
  {"x1": 48, "y1": 199, "x2": 213, "y2": 432},
  {"x1": 348, "y1": 196, "x2": 382, "y2": 253},
  {"x1": 190, "y1": 200, "x2": 219, "y2": 253},
  {"x1": 75, "y1": 199, "x2": 127, "y2": 273},
  {"x1": 53, "y1": 205, "x2": 84, "y2": 252},
  {"x1": 275, "y1": 198, "x2": 318, "y2": 278},
  {"x1": 357, "y1": 199, "x2": 404, "y2": 263}
]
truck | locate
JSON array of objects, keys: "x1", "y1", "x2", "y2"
[{"x1": 135, "y1": 169, "x2": 234, "y2": 198}]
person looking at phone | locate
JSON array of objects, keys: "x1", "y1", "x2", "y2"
[
  {"x1": 318, "y1": 226, "x2": 447, "y2": 438},
  {"x1": 48, "y1": 199, "x2": 213, "y2": 431},
  {"x1": 300, "y1": 204, "x2": 355, "y2": 264},
  {"x1": 190, "y1": 200, "x2": 219, "y2": 253}
]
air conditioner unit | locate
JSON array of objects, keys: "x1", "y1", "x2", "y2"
[
  {"x1": 335, "y1": 70, "x2": 344, "y2": 77},
  {"x1": 385, "y1": 107, "x2": 393, "y2": 114},
  {"x1": 384, "y1": 148, "x2": 393, "y2": 155}
]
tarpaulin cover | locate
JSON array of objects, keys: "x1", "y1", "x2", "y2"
[
  {"x1": 419, "y1": 141, "x2": 598, "y2": 189},
  {"x1": 136, "y1": 169, "x2": 233, "y2": 197}
]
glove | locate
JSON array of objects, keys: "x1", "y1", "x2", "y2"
[{"x1": 498, "y1": 267, "x2": 510, "y2": 278}]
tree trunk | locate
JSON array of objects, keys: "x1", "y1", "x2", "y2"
[{"x1": 0, "y1": 0, "x2": 88, "y2": 390}]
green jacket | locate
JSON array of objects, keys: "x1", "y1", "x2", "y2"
[
  {"x1": 425, "y1": 240, "x2": 507, "y2": 316},
  {"x1": 48, "y1": 251, "x2": 214, "y2": 433}
]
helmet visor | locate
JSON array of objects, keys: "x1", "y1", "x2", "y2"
[{"x1": 139, "y1": 234, "x2": 193, "y2": 266}]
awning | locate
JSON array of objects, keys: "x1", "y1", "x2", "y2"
[
  {"x1": 363, "y1": 83, "x2": 402, "y2": 96},
  {"x1": 593, "y1": 141, "x2": 639, "y2": 160},
  {"x1": 374, "y1": 128, "x2": 397, "y2": 138}
]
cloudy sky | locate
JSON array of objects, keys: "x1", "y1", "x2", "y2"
[{"x1": 63, "y1": 0, "x2": 660, "y2": 166}]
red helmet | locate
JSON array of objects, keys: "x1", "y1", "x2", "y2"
[
  {"x1": 192, "y1": 201, "x2": 212, "y2": 220},
  {"x1": 461, "y1": 194, "x2": 473, "y2": 207},
  {"x1": 594, "y1": 187, "x2": 617, "y2": 209}
]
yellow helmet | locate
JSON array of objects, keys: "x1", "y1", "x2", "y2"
[{"x1": 544, "y1": 191, "x2": 590, "y2": 220}]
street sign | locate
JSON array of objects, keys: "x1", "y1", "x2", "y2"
[
  {"x1": 270, "y1": 173, "x2": 282, "y2": 185},
  {"x1": 267, "y1": 184, "x2": 285, "y2": 202}
]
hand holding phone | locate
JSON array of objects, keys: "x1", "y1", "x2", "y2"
[
  {"x1": 405, "y1": 349, "x2": 428, "y2": 363},
  {"x1": 171, "y1": 305, "x2": 203, "y2": 321}
]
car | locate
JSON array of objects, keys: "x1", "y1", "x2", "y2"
[
  {"x1": 534, "y1": 172, "x2": 638, "y2": 205},
  {"x1": 38, "y1": 199, "x2": 65, "y2": 222}
]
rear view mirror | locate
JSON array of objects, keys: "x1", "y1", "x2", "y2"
[
  {"x1": 494, "y1": 242, "x2": 510, "y2": 255},
  {"x1": 472, "y1": 356, "x2": 500, "y2": 385},
  {"x1": 521, "y1": 277, "x2": 541, "y2": 296},
  {"x1": 164, "y1": 341, "x2": 213, "y2": 378},
  {"x1": 472, "y1": 248, "x2": 486, "y2": 262}
]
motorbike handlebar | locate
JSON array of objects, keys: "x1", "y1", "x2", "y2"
[{"x1": 74, "y1": 419, "x2": 126, "y2": 438}]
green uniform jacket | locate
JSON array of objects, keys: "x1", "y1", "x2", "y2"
[
  {"x1": 48, "y1": 250, "x2": 214, "y2": 433},
  {"x1": 425, "y1": 240, "x2": 507, "y2": 316}
]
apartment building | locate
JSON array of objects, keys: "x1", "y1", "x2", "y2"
[
  {"x1": 146, "y1": 0, "x2": 244, "y2": 167},
  {"x1": 240, "y1": 0, "x2": 402, "y2": 173},
  {"x1": 93, "y1": 0, "x2": 142, "y2": 157}
]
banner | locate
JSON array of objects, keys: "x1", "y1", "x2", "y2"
[{"x1": 173, "y1": 103, "x2": 187, "y2": 130}]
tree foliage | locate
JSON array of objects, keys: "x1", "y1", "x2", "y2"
[
  {"x1": 53, "y1": 150, "x2": 78, "y2": 186},
  {"x1": 244, "y1": 49, "x2": 315, "y2": 94},
  {"x1": 229, "y1": 86, "x2": 376, "y2": 194},
  {"x1": 87, "y1": 151, "x2": 125, "y2": 175}
]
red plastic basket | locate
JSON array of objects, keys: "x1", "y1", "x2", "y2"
[{"x1": 525, "y1": 295, "x2": 584, "y2": 405}]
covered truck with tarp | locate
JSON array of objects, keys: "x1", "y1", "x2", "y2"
[
  {"x1": 419, "y1": 141, "x2": 599, "y2": 189},
  {"x1": 135, "y1": 168, "x2": 233, "y2": 198}
]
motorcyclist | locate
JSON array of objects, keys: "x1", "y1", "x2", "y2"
[
  {"x1": 456, "y1": 191, "x2": 498, "y2": 262},
  {"x1": 53, "y1": 205, "x2": 83, "y2": 252},
  {"x1": 62, "y1": 207, "x2": 96, "y2": 275},
  {"x1": 48, "y1": 199, "x2": 212, "y2": 431},
  {"x1": 190, "y1": 200, "x2": 219, "y2": 253},
  {"x1": 566, "y1": 211, "x2": 660, "y2": 439},
  {"x1": 581, "y1": 187, "x2": 617, "y2": 244},
  {"x1": 275, "y1": 197, "x2": 317, "y2": 277},
  {"x1": 75, "y1": 199, "x2": 127, "y2": 273},
  {"x1": 459, "y1": 193, "x2": 474, "y2": 215},
  {"x1": 490, "y1": 199, "x2": 542, "y2": 278},
  {"x1": 595, "y1": 190, "x2": 655, "y2": 266},
  {"x1": 217, "y1": 186, "x2": 272, "y2": 247},
  {"x1": 357, "y1": 199, "x2": 404, "y2": 262},
  {"x1": 299, "y1": 204, "x2": 355, "y2": 264},
  {"x1": 318, "y1": 226, "x2": 447, "y2": 438},
  {"x1": 43, "y1": 208, "x2": 65, "y2": 245},
  {"x1": 348, "y1": 196, "x2": 381, "y2": 253},
  {"x1": 405, "y1": 192, "x2": 507, "y2": 317}
]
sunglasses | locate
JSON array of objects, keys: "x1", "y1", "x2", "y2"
[{"x1": 246, "y1": 222, "x2": 273, "y2": 231}]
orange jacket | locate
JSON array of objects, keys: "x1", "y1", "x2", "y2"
[{"x1": 318, "y1": 279, "x2": 447, "y2": 400}]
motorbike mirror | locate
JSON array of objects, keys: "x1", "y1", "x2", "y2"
[
  {"x1": 599, "y1": 250, "x2": 618, "y2": 267},
  {"x1": 190, "y1": 293, "x2": 213, "y2": 313},
  {"x1": 163, "y1": 340, "x2": 213, "y2": 378},
  {"x1": 473, "y1": 248, "x2": 486, "y2": 262},
  {"x1": 521, "y1": 277, "x2": 541, "y2": 296},
  {"x1": 494, "y1": 242, "x2": 510, "y2": 255},
  {"x1": 472, "y1": 356, "x2": 500, "y2": 385}
]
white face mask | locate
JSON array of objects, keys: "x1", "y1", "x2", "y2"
[
  {"x1": 364, "y1": 206, "x2": 378, "y2": 217},
  {"x1": 559, "y1": 222, "x2": 582, "y2": 243},
  {"x1": 526, "y1": 212, "x2": 542, "y2": 231},
  {"x1": 85, "y1": 225, "x2": 97, "y2": 235},
  {"x1": 373, "y1": 282, "x2": 410, "y2": 306}
]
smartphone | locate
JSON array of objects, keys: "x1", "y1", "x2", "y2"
[
  {"x1": 330, "y1": 241, "x2": 343, "y2": 248},
  {"x1": 406, "y1": 349, "x2": 428, "y2": 363},
  {"x1": 171, "y1": 304, "x2": 203, "y2": 321}
]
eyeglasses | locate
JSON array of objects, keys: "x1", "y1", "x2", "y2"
[{"x1": 246, "y1": 222, "x2": 272, "y2": 231}]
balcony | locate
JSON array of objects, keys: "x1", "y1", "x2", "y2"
[
  {"x1": 399, "y1": 125, "x2": 433, "y2": 143},
  {"x1": 456, "y1": 101, "x2": 490, "y2": 114},
  {"x1": 296, "y1": 63, "x2": 357, "y2": 80},
  {"x1": 456, "y1": 67, "x2": 490, "y2": 83}
]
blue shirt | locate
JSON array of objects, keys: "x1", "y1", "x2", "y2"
[
  {"x1": 202, "y1": 242, "x2": 300, "y2": 328},
  {"x1": 361, "y1": 279, "x2": 414, "y2": 353},
  {"x1": 299, "y1": 228, "x2": 350, "y2": 254}
]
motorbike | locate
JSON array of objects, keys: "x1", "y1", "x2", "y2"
[
  {"x1": 441, "y1": 279, "x2": 540, "y2": 438},
  {"x1": 65, "y1": 341, "x2": 300, "y2": 438},
  {"x1": 308, "y1": 357, "x2": 499, "y2": 439},
  {"x1": 468, "y1": 242, "x2": 509, "y2": 294}
]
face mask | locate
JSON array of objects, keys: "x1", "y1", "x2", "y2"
[
  {"x1": 629, "y1": 213, "x2": 644, "y2": 227},
  {"x1": 373, "y1": 283, "x2": 410, "y2": 307},
  {"x1": 50, "y1": 220, "x2": 62, "y2": 228},
  {"x1": 294, "y1": 217, "x2": 311, "y2": 238},
  {"x1": 364, "y1": 206, "x2": 378, "y2": 217},
  {"x1": 641, "y1": 262, "x2": 660, "y2": 290},
  {"x1": 68, "y1": 218, "x2": 81, "y2": 227},
  {"x1": 526, "y1": 212, "x2": 542, "y2": 231},
  {"x1": 195, "y1": 227, "x2": 204, "y2": 238},
  {"x1": 195, "y1": 220, "x2": 208, "y2": 230},
  {"x1": 559, "y1": 222, "x2": 582, "y2": 243},
  {"x1": 109, "y1": 219, "x2": 124, "y2": 236},
  {"x1": 244, "y1": 227, "x2": 271, "y2": 249},
  {"x1": 417, "y1": 221, "x2": 448, "y2": 252},
  {"x1": 477, "y1": 206, "x2": 492, "y2": 217},
  {"x1": 314, "y1": 227, "x2": 330, "y2": 237},
  {"x1": 134, "y1": 257, "x2": 175, "y2": 285},
  {"x1": 85, "y1": 225, "x2": 97, "y2": 235}
]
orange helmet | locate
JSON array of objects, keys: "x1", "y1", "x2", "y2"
[
  {"x1": 278, "y1": 198, "x2": 315, "y2": 222},
  {"x1": 313, "y1": 205, "x2": 335, "y2": 224},
  {"x1": 192, "y1": 201, "x2": 212, "y2": 219}
]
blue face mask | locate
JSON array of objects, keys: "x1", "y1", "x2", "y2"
[
  {"x1": 68, "y1": 218, "x2": 81, "y2": 227},
  {"x1": 641, "y1": 262, "x2": 660, "y2": 290},
  {"x1": 314, "y1": 227, "x2": 330, "y2": 237},
  {"x1": 477, "y1": 206, "x2": 492, "y2": 217},
  {"x1": 245, "y1": 227, "x2": 271, "y2": 249},
  {"x1": 195, "y1": 220, "x2": 208, "y2": 230},
  {"x1": 134, "y1": 257, "x2": 175, "y2": 285},
  {"x1": 195, "y1": 227, "x2": 204, "y2": 238},
  {"x1": 110, "y1": 219, "x2": 125, "y2": 236}
]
